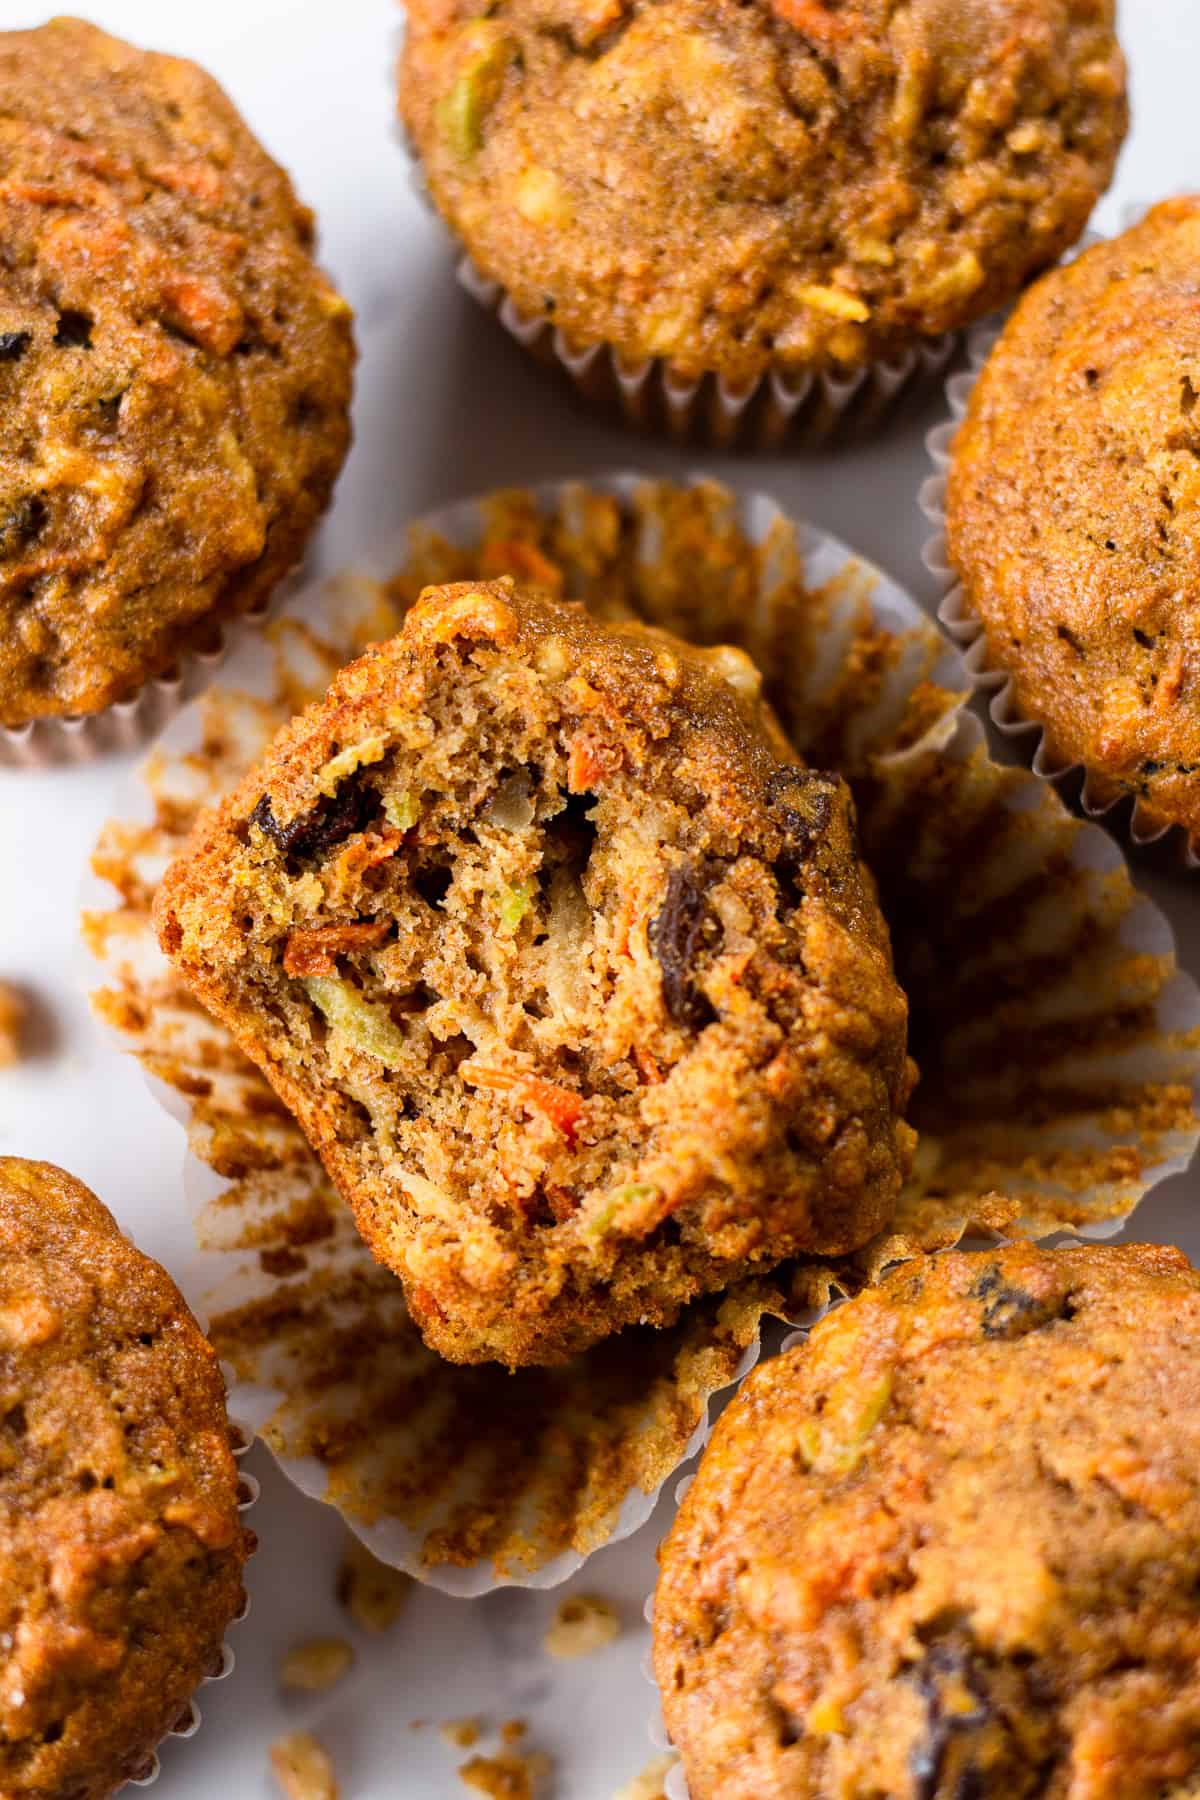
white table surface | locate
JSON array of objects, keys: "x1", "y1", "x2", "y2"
[{"x1": 2, "y1": 4, "x2": 1199, "y2": 1795}]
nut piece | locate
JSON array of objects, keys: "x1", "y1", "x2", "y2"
[
  {"x1": 280, "y1": 1637, "x2": 355, "y2": 1694},
  {"x1": 441, "y1": 1718, "x2": 482, "y2": 1749},
  {"x1": 459, "y1": 1751, "x2": 551, "y2": 1798},
  {"x1": 336, "y1": 1536, "x2": 411, "y2": 1632},
  {"x1": 543, "y1": 1593, "x2": 620, "y2": 1659},
  {"x1": 0, "y1": 983, "x2": 25, "y2": 1068},
  {"x1": 270, "y1": 1730, "x2": 339, "y2": 1800},
  {"x1": 614, "y1": 1754, "x2": 680, "y2": 1800}
]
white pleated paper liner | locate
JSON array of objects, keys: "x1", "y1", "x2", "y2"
[
  {"x1": 456, "y1": 255, "x2": 957, "y2": 450},
  {"x1": 918, "y1": 211, "x2": 1200, "y2": 870},
  {"x1": 118, "y1": 1395, "x2": 257, "y2": 1792},
  {"x1": 0, "y1": 563, "x2": 310, "y2": 771},
  {"x1": 84, "y1": 475, "x2": 1200, "y2": 1593}
]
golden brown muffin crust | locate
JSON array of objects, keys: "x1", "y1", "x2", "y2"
[
  {"x1": 947, "y1": 198, "x2": 1200, "y2": 837},
  {"x1": 0, "y1": 1157, "x2": 252, "y2": 1800},
  {"x1": 655, "y1": 1243, "x2": 1200, "y2": 1800},
  {"x1": 154, "y1": 580, "x2": 914, "y2": 1367},
  {"x1": 400, "y1": 0, "x2": 1126, "y2": 382},
  {"x1": 0, "y1": 17, "x2": 355, "y2": 725}
]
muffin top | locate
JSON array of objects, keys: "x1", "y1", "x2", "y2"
[
  {"x1": 400, "y1": 0, "x2": 1125, "y2": 383},
  {"x1": 0, "y1": 1157, "x2": 252, "y2": 1800},
  {"x1": 947, "y1": 199, "x2": 1200, "y2": 837},
  {"x1": 655, "y1": 1242, "x2": 1200, "y2": 1800},
  {"x1": 0, "y1": 17, "x2": 355, "y2": 727},
  {"x1": 155, "y1": 580, "x2": 913, "y2": 1366}
]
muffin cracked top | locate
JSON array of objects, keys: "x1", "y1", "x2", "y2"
[
  {"x1": 399, "y1": 0, "x2": 1126, "y2": 382},
  {"x1": 655, "y1": 1242, "x2": 1200, "y2": 1800},
  {"x1": 0, "y1": 17, "x2": 355, "y2": 726},
  {"x1": 0, "y1": 1156, "x2": 252, "y2": 1800}
]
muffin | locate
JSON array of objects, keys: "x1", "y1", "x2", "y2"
[
  {"x1": 0, "y1": 18, "x2": 355, "y2": 728},
  {"x1": 655, "y1": 1242, "x2": 1200, "y2": 1800},
  {"x1": 154, "y1": 579, "x2": 915, "y2": 1368},
  {"x1": 399, "y1": 0, "x2": 1126, "y2": 394},
  {"x1": 0, "y1": 1156, "x2": 253, "y2": 1799},
  {"x1": 946, "y1": 199, "x2": 1200, "y2": 839}
]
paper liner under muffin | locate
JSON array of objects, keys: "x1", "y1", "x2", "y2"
[
  {"x1": 456, "y1": 255, "x2": 957, "y2": 450},
  {"x1": 117, "y1": 1382, "x2": 257, "y2": 1792},
  {"x1": 83, "y1": 475, "x2": 1200, "y2": 1592},
  {"x1": 0, "y1": 571, "x2": 298, "y2": 771},
  {"x1": 920, "y1": 271, "x2": 1200, "y2": 872}
]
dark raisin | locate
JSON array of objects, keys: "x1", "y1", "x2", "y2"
[
  {"x1": 1132, "y1": 628, "x2": 1156, "y2": 649},
  {"x1": 250, "y1": 781, "x2": 379, "y2": 863},
  {"x1": 1142, "y1": 758, "x2": 1163, "y2": 775},
  {"x1": 54, "y1": 309, "x2": 93, "y2": 349},
  {"x1": 970, "y1": 1267, "x2": 1072, "y2": 1339},
  {"x1": 651, "y1": 860, "x2": 722, "y2": 1030},
  {"x1": 0, "y1": 330, "x2": 31, "y2": 363},
  {"x1": 909, "y1": 1645, "x2": 994, "y2": 1800}
]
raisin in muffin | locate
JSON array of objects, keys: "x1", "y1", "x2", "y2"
[
  {"x1": 0, "y1": 1157, "x2": 253, "y2": 1799},
  {"x1": 655, "y1": 1242, "x2": 1200, "y2": 1800},
  {"x1": 0, "y1": 18, "x2": 355, "y2": 727},
  {"x1": 399, "y1": 0, "x2": 1125, "y2": 386},
  {"x1": 155, "y1": 580, "x2": 915, "y2": 1367},
  {"x1": 947, "y1": 198, "x2": 1200, "y2": 838}
]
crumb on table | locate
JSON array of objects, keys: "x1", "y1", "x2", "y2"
[
  {"x1": 336, "y1": 1536, "x2": 411, "y2": 1632},
  {"x1": 0, "y1": 983, "x2": 25, "y2": 1067},
  {"x1": 500, "y1": 1720, "x2": 527, "y2": 1745},
  {"x1": 459, "y1": 1750, "x2": 551, "y2": 1799},
  {"x1": 441, "y1": 1718, "x2": 482, "y2": 1749},
  {"x1": 543, "y1": 1593, "x2": 620, "y2": 1659},
  {"x1": 269, "y1": 1730, "x2": 339, "y2": 1800},
  {"x1": 280, "y1": 1637, "x2": 355, "y2": 1693}
]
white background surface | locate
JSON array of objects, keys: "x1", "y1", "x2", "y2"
[{"x1": 2, "y1": 3, "x2": 1199, "y2": 1795}]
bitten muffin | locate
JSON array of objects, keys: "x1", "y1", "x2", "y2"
[
  {"x1": 655, "y1": 1242, "x2": 1200, "y2": 1800},
  {"x1": 0, "y1": 1156, "x2": 253, "y2": 1800},
  {"x1": 947, "y1": 199, "x2": 1200, "y2": 837},
  {"x1": 399, "y1": 0, "x2": 1126, "y2": 386},
  {"x1": 154, "y1": 580, "x2": 915, "y2": 1367},
  {"x1": 0, "y1": 18, "x2": 355, "y2": 727}
]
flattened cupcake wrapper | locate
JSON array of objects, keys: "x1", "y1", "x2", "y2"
[
  {"x1": 0, "y1": 573, "x2": 298, "y2": 771},
  {"x1": 84, "y1": 475, "x2": 1200, "y2": 1591},
  {"x1": 456, "y1": 255, "x2": 957, "y2": 450},
  {"x1": 118, "y1": 1403, "x2": 257, "y2": 1792},
  {"x1": 918, "y1": 216, "x2": 1200, "y2": 868}
]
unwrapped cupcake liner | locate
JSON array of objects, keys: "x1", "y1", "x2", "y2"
[
  {"x1": 919, "y1": 219, "x2": 1200, "y2": 869},
  {"x1": 457, "y1": 255, "x2": 956, "y2": 450},
  {"x1": 118, "y1": 1397, "x2": 257, "y2": 1791},
  {"x1": 84, "y1": 475, "x2": 1200, "y2": 1592}
]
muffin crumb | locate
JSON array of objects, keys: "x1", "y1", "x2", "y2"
[
  {"x1": 500, "y1": 1719, "x2": 527, "y2": 1745},
  {"x1": 270, "y1": 1730, "x2": 339, "y2": 1800},
  {"x1": 442, "y1": 1718, "x2": 482, "y2": 1749},
  {"x1": 0, "y1": 983, "x2": 24, "y2": 1067},
  {"x1": 459, "y1": 1750, "x2": 551, "y2": 1798},
  {"x1": 336, "y1": 1538, "x2": 411, "y2": 1632},
  {"x1": 544, "y1": 1593, "x2": 620, "y2": 1658},
  {"x1": 280, "y1": 1638, "x2": 355, "y2": 1693}
]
